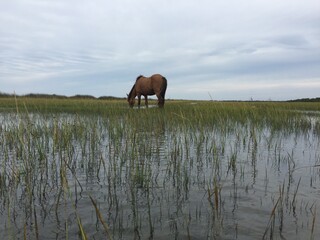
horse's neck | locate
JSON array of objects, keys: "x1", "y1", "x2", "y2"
[{"x1": 130, "y1": 87, "x2": 137, "y2": 98}]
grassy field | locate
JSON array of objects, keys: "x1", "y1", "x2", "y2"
[
  {"x1": 1, "y1": 97, "x2": 320, "y2": 136},
  {"x1": 0, "y1": 97, "x2": 319, "y2": 239}
]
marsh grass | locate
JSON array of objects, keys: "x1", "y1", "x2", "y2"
[{"x1": 0, "y1": 97, "x2": 319, "y2": 239}]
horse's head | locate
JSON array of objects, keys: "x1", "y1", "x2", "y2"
[{"x1": 127, "y1": 94, "x2": 135, "y2": 108}]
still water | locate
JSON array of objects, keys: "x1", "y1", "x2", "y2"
[{"x1": 0, "y1": 112, "x2": 319, "y2": 239}]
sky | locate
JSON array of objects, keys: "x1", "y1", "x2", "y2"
[{"x1": 0, "y1": 0, "x2": 319, "y2": 101}]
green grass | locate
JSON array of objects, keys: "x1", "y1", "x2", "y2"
[{"x1": 0, "y1": 97, "x2": 319, "y2": 239}]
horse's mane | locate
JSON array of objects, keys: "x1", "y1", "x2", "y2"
[
  {"x1": 128, "y1": 75, "x2": 144, "y2": 99},
  {"x1": 128, "y1": 83, "x2": 136, "y2": 100},
  {"x1": 136, "y1": 75, "x2": 144, "y2": 81}
]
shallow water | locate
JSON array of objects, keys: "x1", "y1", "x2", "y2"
[{"x1": 0, "y1": 112, "x2": 319, "y2": 239}]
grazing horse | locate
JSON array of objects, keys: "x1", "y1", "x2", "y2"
[{"x1": 127, "y1": 74, "x2": 167, "y2": 108}]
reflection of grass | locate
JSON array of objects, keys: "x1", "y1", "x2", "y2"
[{"x1": 0, "y1": 97, "x2": 319, "y2": 239}]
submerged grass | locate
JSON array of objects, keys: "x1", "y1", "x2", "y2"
[{"x1": 0, "y1": 97, "x2": 319, "y2": 239}]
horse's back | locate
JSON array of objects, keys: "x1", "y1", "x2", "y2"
[
  {"x1": 151, "y1": 74, "x2": 167, "y2": 95},
  {"x1": 135, "y1": 74, "x2": 167, "y2": 96},
  {"x1": 151, "y1": 74, "x2": 166, "y2": 86},
  {"x1": 150, "y1": 74, "x2": 163, "y2": 80},
  {"x1": 135, "y1": 76, "x2": 154, "y2": 95}
]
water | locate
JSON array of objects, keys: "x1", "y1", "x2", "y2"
[{"x1": 0, "y1": 112, "x2": 319, "y2": 239}]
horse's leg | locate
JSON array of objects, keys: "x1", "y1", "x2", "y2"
[
  {"x1": 145, "y1": 96, "x2": 148, "y2": 108},
  {"x1": 137, "y1": 95, "x2": 141, "y2": 108},
  {"x1": 156, "y1": 94, "x2": 164, "y2": 108}
]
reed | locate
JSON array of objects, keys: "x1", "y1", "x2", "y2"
[
  {"x1": 0, "y1": 97, "x2": 319, "y2": 239},
  {"x1": 310, "y1": 205, "x2": 316, "y2": 240}
]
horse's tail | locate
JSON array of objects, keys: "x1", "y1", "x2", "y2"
[
  {"x1": 161, "y1": 77, "x2": 167, "y2": 98},
  {"x1": 158, "y1": 76, "x2": 167, "y2": 108}
]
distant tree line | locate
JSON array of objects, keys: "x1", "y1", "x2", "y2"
[
  {"x1": 0, "y1": 92, "x2": 125, "y2": 100},
  {"x1": 288, "y1": 97, "x2": 320, "y2": 102},
  {"x1": 1, "y1": 91, "x2": 319, "y2": 102}
]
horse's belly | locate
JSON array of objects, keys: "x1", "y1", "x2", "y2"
[
  {"x1": 146, "y1": 90, "x2": 155, "y2": 95},
  {"x1": 139, "y1": 87, "x2": 154, "y2": 96}
]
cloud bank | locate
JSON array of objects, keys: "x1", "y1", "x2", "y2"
[{"x1": 0, "y1": 0, "x2": 319, "y2": 100}]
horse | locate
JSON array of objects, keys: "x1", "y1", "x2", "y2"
[{"x1": 127, "y1": 74, "x2": 167, "y2": 108}]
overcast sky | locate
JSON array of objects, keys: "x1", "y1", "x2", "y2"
[{"x1": 1, "y1": 0, "x2": 319, "y2": 100}]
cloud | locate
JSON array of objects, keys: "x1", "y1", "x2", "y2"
[{"x1": 0, "y1": 0, "x2": 319, "y2": 100}]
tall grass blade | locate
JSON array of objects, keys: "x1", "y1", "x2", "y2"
[
  {"x1": 90, "y1": 195, "x2": 113, "y2": 240},
  {"x1": 263, "y1": 196, "x2": 280, "y2": 239},
  {"x1": 76, "y1": 212, "x2": 88, "y2": 240},
  {"x1": 310, "y1": 205, "x2": 316, "y2": 240}
]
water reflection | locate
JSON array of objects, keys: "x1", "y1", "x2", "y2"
[{"x1": 0, "y1": 112, "x2": 319, "y2": 239}]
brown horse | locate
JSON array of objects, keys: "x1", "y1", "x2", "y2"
[{"x1": 127, "y1": 74, "x2": 167, "y2": 108}]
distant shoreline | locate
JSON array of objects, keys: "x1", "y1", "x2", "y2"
[
  {"x1": 0, "y1": 92, "x2": 319, "y2": 102},
  {"x1": 0, "y1": 92, "x2": 125, "y2": 100}
]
